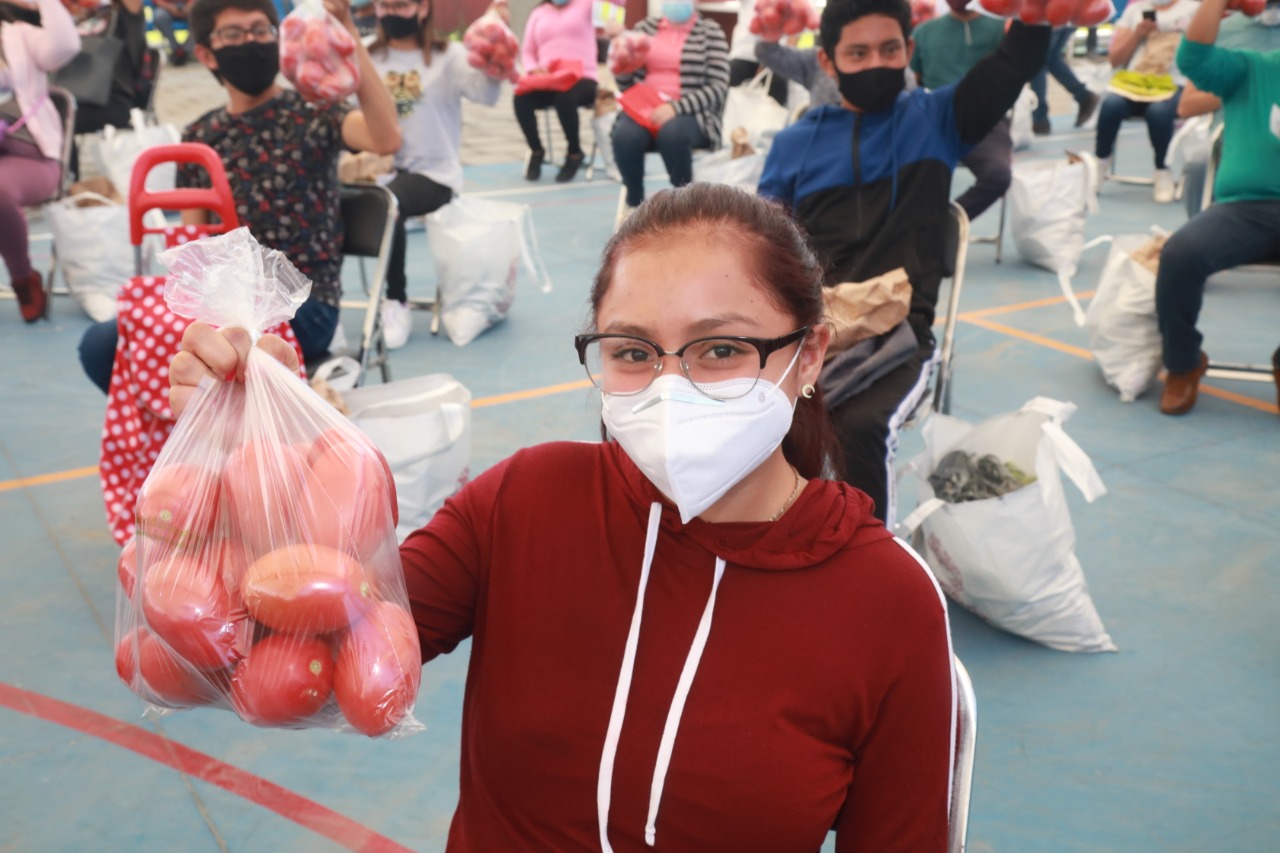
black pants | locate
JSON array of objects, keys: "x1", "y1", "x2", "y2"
[
  {"x1": 512, "y1": 79, "x2": 598, "y2": 158},
  {"x1": 829, "y1": 340, "x2": 935, "y2": 526},
  {"x1": 728, "y1": 59, "x2": 788, "y2": 107},
  {"x1": 385, "y1": 169, "x2": 453, "y2": 304},
  {"x1": 956, "y1": 118, "x2": 1012, "y2": 222}
]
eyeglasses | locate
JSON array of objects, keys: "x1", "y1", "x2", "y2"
[
  {"x1": 375, "y1": 0, "x2": 419, "y2": 13},
  {"x1": 211, "y1": 23, "x2": 278, "y2": 45},
  {"x1": 574, "y1": 327, "x2": 809, "y2": 400}
]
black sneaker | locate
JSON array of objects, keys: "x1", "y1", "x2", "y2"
[
  {"x1": 171, "y1": 47, "x2": 188, "y2": 67},
  {"x1": 524, "y1": 150, "x2": 544, "y2": 182},
  {"x1": 555, "y1": 153, "x2": 585, "y2": 183},
  {"x1": 1075, "y1": 92, "x2": 1100, "y2": 127},
  {"x1": 1032, "y1": 118, "x2": 1052, "y2": 136}
]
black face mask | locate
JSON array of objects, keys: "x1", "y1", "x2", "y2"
[
  {"x1": 379, "y1": 14, "x2": 419, "y2": 39},
  {"x1": 834, "y1": 66, "x2": 906, "y2": 114},
  {"x1": 212, "y1": 42, "x2": 280, "y2": 97}
]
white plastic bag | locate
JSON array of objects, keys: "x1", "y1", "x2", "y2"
[
  {"x1": 100, "y1": 108, "x2": 181, "y2": 199},
  {"x1": 1008, "y1": 154, "x2": 1103, "y2": 326},
  {"x1": 693, "y1": 149, "x2": 766, "y2": 193},
  {"x1": 1165, "y1": 113, "x2": 1213, "y2": 189},
  {"x1": 899, "y1": 397, "x2": 1116, "y2": 654},
  {"x1": 344, "y1": 374, "x2": 472, "y2": 543},
  {"x1": 719, "y1": 71, "x2": 790, "y2": 150},
  {"x1": 46, "y1": 192, "x2": 165, "y2": 320},
  {"x1": 1085, "y1": 234, "x2": 1164, "y2": 402},
  {"x1": 426, "y1": 196, "x2": 552, "y2": 347}
]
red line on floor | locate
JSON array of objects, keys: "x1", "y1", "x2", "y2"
[{"x1": 0, "y1": 683, "x2": 416, "y2": 853}]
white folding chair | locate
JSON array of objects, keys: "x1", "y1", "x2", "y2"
[
  {"x1": 29, "y1": 85, "x2": 78, "y2": 314},
  {"x1": 337, "y1": 182, "x2": 399, "y2": 385},
  {"x1": 950, "y1": 656, "x2": 978, "y2": 853}
]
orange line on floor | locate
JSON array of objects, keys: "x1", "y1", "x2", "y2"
[
  {"x1": 958, "y1": 290, "x2": 1097, "y2": 321},
  {"x1": 0, "y1": 465, "x2": 100, "y2": 493},
  {"x1": 963, "y1": 317, "x2": 1279, "y2": 415}
]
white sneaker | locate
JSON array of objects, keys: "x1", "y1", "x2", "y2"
[
  {"x1": 381, "y1": 299, "x2": 413, "y2": 350},
  {"x1": 1153, "y1": 168, "x2": 1176, "y2": 203}
]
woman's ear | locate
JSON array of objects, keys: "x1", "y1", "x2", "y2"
[{"x1": 797, "y1": 323, "x2": 830, "y2": 391}]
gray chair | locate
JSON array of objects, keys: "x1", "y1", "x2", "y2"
[
  {"x1": 950, "y1": 656, "x2": 978, "y2": 853},
  {"x1": 337, "y1": 182, "x2": 399, "y2": 385},
  {"x1": 904, "y1": 200, "x2": 970, "y2": 427},
  {"x1": 37, "y1": 85, "x2": 79, "y2": 315}
]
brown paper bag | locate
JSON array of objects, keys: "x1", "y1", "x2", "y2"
[
  {"x1": 595, "y1": 88, "x2": 618, "y2": 117},
  {"x1": 338, "y1": 151, "x2": 394, "y2": 184},
  {"x1": 823, "y1": 267, "x2": 913, "y2": 357},
  {"x1": 1129, "y1": 233, "x2": 1168, "y2": 276},
  {"x1": 69, "y1": 176, "x2": 124, "y2": 206}
]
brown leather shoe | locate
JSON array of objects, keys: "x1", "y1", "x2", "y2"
[
  {"x1": 10, "y1": 270, "x2": 46, "y2": 324},
  {"x1": 1160, "y1": 352, "x2": 1209, "y2": 415}
]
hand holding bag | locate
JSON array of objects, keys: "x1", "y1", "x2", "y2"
[{"x1": 618, "y1": 82, "x2": 669, "y2": 136}]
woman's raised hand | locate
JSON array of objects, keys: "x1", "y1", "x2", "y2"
[{"x1": 169, "y1": 322, "x2": 299, "y2": 417}]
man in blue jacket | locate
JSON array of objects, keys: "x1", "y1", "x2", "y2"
[{"x1": 759, "y1": 0, "x2": 1048, "y2": 525}]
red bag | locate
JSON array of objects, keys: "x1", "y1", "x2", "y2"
[
  {"x1": 619, "y1": 82, "x2": 669, "y2": 136},
  {"x1": 514, "y1": 58, "x2": 584, "y2": 96}
]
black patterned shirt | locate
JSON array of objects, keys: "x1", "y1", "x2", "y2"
[{"x1": 177, "y1": 90, "x2": 352, "y2": 307}]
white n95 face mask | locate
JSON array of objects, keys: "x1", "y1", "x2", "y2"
[{"x1": 601, "y1": 346, "x2": 804, "y2": 524}]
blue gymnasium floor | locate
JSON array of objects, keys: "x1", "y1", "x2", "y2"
[{"x1": 2, "y1": 121, "x2": 1278, "y2": 853}]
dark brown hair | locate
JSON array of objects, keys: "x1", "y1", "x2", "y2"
[
  {"x1": 190, "y1": 0, "x2": 279, "y2": 48},
  {"x1": 589, "y1": 183, "x2": 842, "y2": 480},
  {"x1": 368, "y1": 0, "x2": 448, "y2": 65}
]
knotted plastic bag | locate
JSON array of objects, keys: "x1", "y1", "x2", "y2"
[{"x1": 114, "y1": 227, "x2": 423, "y2": 738}]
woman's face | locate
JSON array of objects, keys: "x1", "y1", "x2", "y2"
[{"x1": 595, "y1": 233, "x2": 826, "y2": 399}]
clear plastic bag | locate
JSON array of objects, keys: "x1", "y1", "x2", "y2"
[
  {"x1": 973, "y1": 0, "x2": 1113, "y2": 26},
  {"x1": 114, "y1": 227, "x2": 423, "y2": 738},
  {"x1": 280, "y1": 0, "x2": 361, "y2": 103},
  {"x1": 462, "y1": 9, "x2": 520, "y2": 83}
]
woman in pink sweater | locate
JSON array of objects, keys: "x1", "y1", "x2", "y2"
[
  {"x1": 0, "y1": 0, "x2": 80, "y2": 322},
  {"x1": 513, "y1": 0, "x2": 599, "y2": 182},
  {"x1": 169, "y1": 183, "x2": 956, "y2": 851}
]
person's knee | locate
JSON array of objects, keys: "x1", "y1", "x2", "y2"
[{"x1": 1159, "y1": 225, "x2": 1205, "y2": 275}]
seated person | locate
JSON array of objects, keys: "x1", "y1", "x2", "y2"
[
  {"x1": 909, "y1": 2, "x2": 1010, "y2": 222},
  {"x1": 77, "y1": 0, "x2": 401, "y2": 393},
  {"x1": 151, "y1": 0, "x2": 192, "y2": 66},
  {"x1": 1154, "y1": 0, "x2": 1280, "y2": 416},
  {"x1": 1095, "y1": 0, "x2": 1197, "y2": 203},
  {"x1": 367, "y1": 0, "x2": 503, "y2": 349},
  {"x1": 758, "y1": 0, "x2": 1048, "y2": 525},
  {"x1": 1, "y1": 0, "x2": 79, "y2": 322},
  {"x1": 611, "y1": 1, "x2": 729, "y2": 217},
  {"x1": 1174, "y1": 4, "x2": 1280, "y2": 218},
  {"x1": 69, "y1": 0, "x2": 147, "y2": 177},
  {"x1": 514, "y1": 0, "x2": 600, "y2": 183}
]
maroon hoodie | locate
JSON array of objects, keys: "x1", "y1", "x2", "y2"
[{"x1": 402, "y1": 440, "x2": 954, "y2": 852}]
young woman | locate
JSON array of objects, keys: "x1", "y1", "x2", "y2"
[
  {"x1": 170, "y1": 184, "x2": 956, "y2": 850},
  {"x1": 0, "y1": 0, "x2": 80, "y2": 322},
  {"x1": 366, "y1": 0, "x2": 503, "y2": 349},
  {"x1": 513, "y1": 0, "x2": 599, "y2": 183},
  {"x1": 611, "y1": 2, "x2": 730, "y2": 216}
]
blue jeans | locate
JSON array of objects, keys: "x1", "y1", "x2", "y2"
[
  {"x1": 1155, "y1": 200, "x2": 1280, "y2": 373},
  {"x1": 151, "y1": 6, "x2": 187, "y2": 54},
  {"x1": 1030, "y1": 28, "x2": 1092, "y2": 124},
  {"x1": 612, "y1": 113, "x2": 709, "y2": 208},
  {"x1": 79, "y1": 299, "x2": 339, "y2": 394},
  {"x1": 1094, "y1": 90, "x2": 1183, "y2": 168}
]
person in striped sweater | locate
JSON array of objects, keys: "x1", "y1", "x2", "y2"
[{"x1": 611, "y1": 2, "x2": 730, "y2": 214}]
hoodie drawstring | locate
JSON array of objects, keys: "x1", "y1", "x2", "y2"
[{"x1": 597, "y1": 502, "x2": 728, "y2": 850}]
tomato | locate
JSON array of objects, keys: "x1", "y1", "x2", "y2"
[
  {"x1": 980, "y1": 0, "x2": 1020, "y2": 14},
  {"x1": 302, "y1": 432, "x2": 395, "y2": 557},
  {"x1": 135, "y1": 463, "x2": 219, "y2": 551},
  {"x1": 1072, "y1": 0, "x2": 1111, "y2": 24},
  {"x1": 117, "y1": 628, "x2": 223, "y2": 708},
  {"x1": 334, "y1": 601, "x2": 422, "y2": 736},
  {"x1": 142, "y1": 552, "x2": 248, "y2": 669},
  {"x1": 1239, "y1": 0, "x2": 1265, "y2": 14},
  {"x1": 223, "y1": 439, "x2": 308, "y2": 554},
  {"x1": 1045, "y1": 0, "x2": 1076, "y2": 25},
  {"x1": 241, "y1": 543, "x2": 372, "y2": 634},
  {"x1": 231, "y1": 634, "x2": 334, "y2": 726},
  {"x1": 118, "y1": 537, "x2": 138, "y2": 599}
]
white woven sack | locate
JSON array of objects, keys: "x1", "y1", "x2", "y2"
[
  {"x1": 899, "y1": 397, "x2": 1116, "y2": 654},
  {"x1": 1085, "y1": 234, "x2": 1163, "y2": 402}
]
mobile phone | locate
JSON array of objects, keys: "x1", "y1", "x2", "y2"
[{"x1": 1142, "y1": 9, "x2": 1157, "y2": 20}]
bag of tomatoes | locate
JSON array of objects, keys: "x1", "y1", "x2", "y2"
[
  {"x1": 279, "y1": 0, "x2": 361, "y2": 103},
  {"x1": 114, "y1": 227, "x2": 423, "y2": 739}
]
